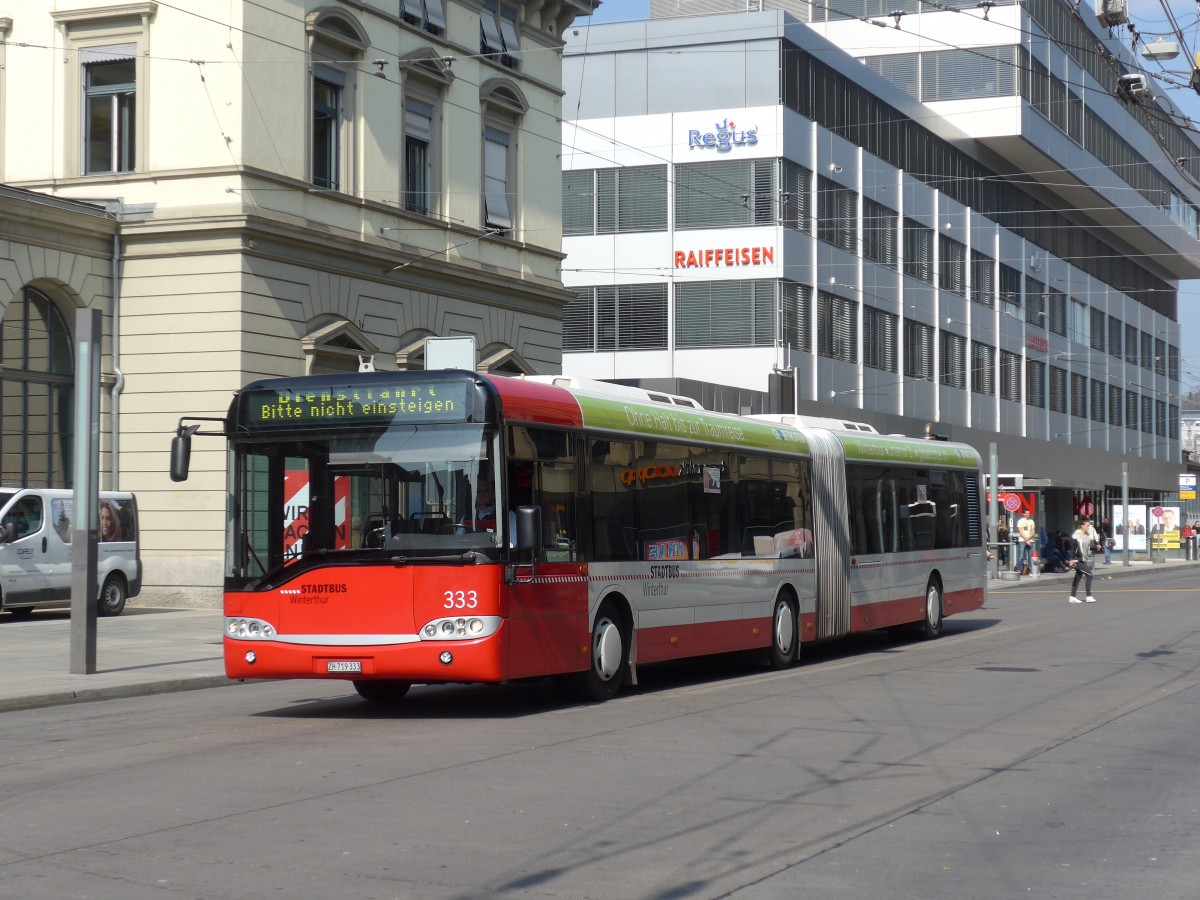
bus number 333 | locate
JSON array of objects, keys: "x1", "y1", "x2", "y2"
[{"x1": 445, "y1": 590, "x2": 478, "y2": 609}]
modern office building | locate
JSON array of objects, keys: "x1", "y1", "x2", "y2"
[
  {"x1": 560, "y1": 2, "x2": 1198, "y2": 529},
  {"x1": 2, "y1": 0, "x2": 592, "y2": 602}
]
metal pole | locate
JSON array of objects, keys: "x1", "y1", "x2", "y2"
[
  {"x1": 988, "y1": 443, "x2": 998, "y2": 576},
  {"x1": 70, "y1": 308, "x2": 101, "y2": 674},
  {"x1": 1121, "y1": 462, "x2": 1130, "y2": 568}
]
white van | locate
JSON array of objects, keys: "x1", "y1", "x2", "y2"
[{"x1": 0, "y1": 488, "x2": 142, "y2": 617}]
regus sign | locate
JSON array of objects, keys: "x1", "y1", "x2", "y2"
[{"x1": 687, "y1": 117, "x2": 758, "y2": 152}]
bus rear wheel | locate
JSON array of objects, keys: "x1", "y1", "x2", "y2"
[
  {"x1": 921, "y1": 579, "x2": 943, "y2": 640},
  {"x1": 767, "y1": 594, "x2": 799, "y2": 669},
  {"x1": 353, "y1": 680, "x2": 411, "y2": 704},
  {"x1": 578, "y1": 602, "x2": 627, "y2": 702}
]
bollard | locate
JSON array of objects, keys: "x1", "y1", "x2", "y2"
[{"x1": 1029, "y1": 550, "x2": 1040, "y2": 578}]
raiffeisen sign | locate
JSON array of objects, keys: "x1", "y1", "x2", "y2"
[
  {"x1": 674, "y1": 246, "x2": 775, "y2": 268},
  {"x1": 687, "y1": 117, "x2": 758, "y2": 152}
]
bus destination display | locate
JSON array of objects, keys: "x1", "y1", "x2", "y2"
[{"x1": 243, "y1": 380, "x2": 471, "y2": 429}]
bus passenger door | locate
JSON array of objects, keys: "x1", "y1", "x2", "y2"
[{"x1": 502, "y1": 437, "x2": 590, "y2": 679}]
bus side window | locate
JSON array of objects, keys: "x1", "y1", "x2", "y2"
[
  {"x1": 687, "y1": 449, "x2": 731, "y2": 559},
  {"x1": 587, "y1": 439, "x2": 635, "y2": 562},
  {"x1": 537, "y1": 462, "x2": 577, "y2": 561}
]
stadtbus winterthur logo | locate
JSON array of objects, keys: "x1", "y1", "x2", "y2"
[{"x1": 687, "y1": 117, "x2": 758, "y2": 152}]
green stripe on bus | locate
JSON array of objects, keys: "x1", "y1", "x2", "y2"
[
  {"x1": 575, "y1": 395, "x2": 809, "y2": 453},
  {"x1": 837, "y1": 434, "x2": 981, "y2": 468}
]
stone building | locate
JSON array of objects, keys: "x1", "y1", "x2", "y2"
[{"x1": 1, "y1": 0, "x2": 593, "y2": 602}]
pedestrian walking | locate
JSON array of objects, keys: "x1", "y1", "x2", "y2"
[
  {"x1": 996, "y1": 518, "x2": 1010, "y2": 568},
  {"x1": 1068, "y1": 517, "x2": 1099, "y2": 604}
]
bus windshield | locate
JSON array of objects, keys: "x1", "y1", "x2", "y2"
[{"x1": 226, "y1": 422, "x2": 502, "y2": 587}]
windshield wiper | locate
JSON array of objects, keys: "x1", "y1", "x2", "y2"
[{"x1": 387, "y1": 550, "x2": 487, "y2": 565}]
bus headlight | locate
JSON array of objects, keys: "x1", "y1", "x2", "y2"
[
  {"x1": 419, "y1": 615, "x2": 501, "y2": 641},
  {"x1": 225, "y1": 617, "x2": 277, "y2": 640}
]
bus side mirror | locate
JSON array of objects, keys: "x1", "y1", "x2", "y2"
[
  {"x1": 170, "y1": 425, "x2": 201, "y2": 483},
  {"x1": 515, "y1": 505, "x2": 541, "y2": 552}
]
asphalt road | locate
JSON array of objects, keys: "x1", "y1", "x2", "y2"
[{"x1": 2, "y1": 568, "x2": 1199, "y2": 900}]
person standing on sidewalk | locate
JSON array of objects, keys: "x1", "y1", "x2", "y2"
[
  {"x1": 1100, "y1": 517, "x2": 1114, "y2": 565},
  {"x1": 1067, "y1": 517, "x2": 1099, "y2": 604},
  {"x1": 1015, "y1": 512, "x2": 1037, "y2": 575}
]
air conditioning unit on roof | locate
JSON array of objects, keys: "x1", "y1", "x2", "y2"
[
  {"x1": 1141, "y1": 39, "x2": 1179, "y2": 62},
  {"x1": 1118, "y1": 73, "x2": 1152, "y2": 103},
  {"x1": 1097, "y1": 0, "x2": 1128, "y2": 27}
]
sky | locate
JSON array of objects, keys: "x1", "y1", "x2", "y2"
[
  {"x1": 573, "y1": 0, "x2": 1200, "y2": 393},
  {"x1": 574, "y1": 0, "x2": 651, "y2": 26}
]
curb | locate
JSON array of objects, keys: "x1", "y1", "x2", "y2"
[
  {"x1": 987, "y1": 559, "x2": 1197, "y2": 592},
  {"x1": 0, "y1": 674, "x2": 238, "y2": 714}
]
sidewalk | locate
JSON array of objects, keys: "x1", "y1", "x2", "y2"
[
  {"x1": 987, "y1": 555, "x2": 1199, "y2": 592},
  {"x1": 0, "y1": 601, "x2": 230, "y2": 713}
]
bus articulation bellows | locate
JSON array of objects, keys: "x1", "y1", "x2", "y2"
[{"x1": 170, "y1": 370, "x2": 986, "y2": 704}]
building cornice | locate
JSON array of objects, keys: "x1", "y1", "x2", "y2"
[{"x1": 50, "y1": 3, "x2": 158, "y2": 24}]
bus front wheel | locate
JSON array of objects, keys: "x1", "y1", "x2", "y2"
[
  {"x1": 921, "y1": 579, "x2": 943, "y2": 640},
  {"x1": 353, "y1": 680, "x2": 411, "y2": 704},
  {"x1": 578, "y1": 602, "x2": 627, "y2": 702},
  {"x1": 767, "y1": 594, "x2": 799, "y2": 669}
]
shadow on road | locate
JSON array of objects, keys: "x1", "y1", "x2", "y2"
[{"x1": 253, "y1": 617, "x2": 1004, "y2": 721}]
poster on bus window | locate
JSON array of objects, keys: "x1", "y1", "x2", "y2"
[
  {"x1": 703, "y1": 466, "x2": 721, "y2": 494},
  {"x1": 283, "y1": 472, "x2": 351, "y2": 559},
  {"x1": 1111, "y1": 504, "x2": 1147, "y2": 551}
]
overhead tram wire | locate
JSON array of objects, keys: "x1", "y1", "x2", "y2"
[
  {"x1": 10, "y1": 0, "x2": 1188, "y2": 209},
  {"x1": 20, "y1": 0, "x2": 1189, "y2": 270},
  {"x1": 148, "y1": 0, "x2": 1200, "y2": 146}
]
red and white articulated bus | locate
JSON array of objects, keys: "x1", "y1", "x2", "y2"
[{"x1": 170, "y1": 370, "x2": 986, "y2": 704}]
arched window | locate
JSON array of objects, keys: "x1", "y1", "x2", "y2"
[
  {"x1": 1, "y1": 287, "x2": 74, "y2": 486},
  {"x1": 479, "y1": 79, "x2": 528, "y2": 233},
  {"x1": 306, "y1": 8, "x2": 369, "y2": 193}
]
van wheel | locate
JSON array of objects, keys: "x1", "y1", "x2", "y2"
[
  {"x1": 6, "y1": 605, "x2": 34, "y2": 619},
  {"x1": 98, "y1": 574, "x2": 128, "y2": 617}
]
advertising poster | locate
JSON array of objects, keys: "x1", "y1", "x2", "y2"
[
  {"x1": 1111, "y1": 504, "x2": 1147, "y2": 551},
  {"x1": 1149, "y1": 505, "x2": 1181, "y2": 551},
  {"x1": 53, "y1": 497, "x2": 137, "y2": 544},
  {"x1": 283, "y1": 472, "x2": 351, "y2": 558}
]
